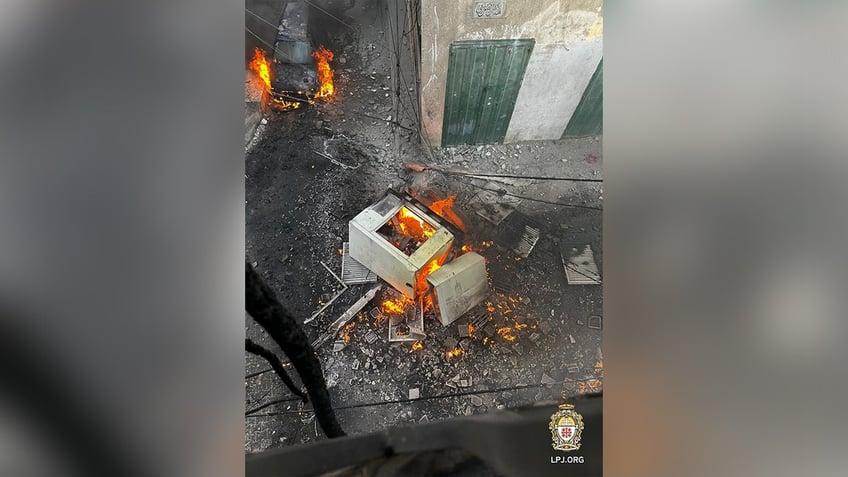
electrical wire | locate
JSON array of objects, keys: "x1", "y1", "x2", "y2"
[
  {"x1": 245, "y1": 7, "x2": 282, "y2": 30},
  {"x1": 246, "y1": 396, "x2": 302, "y2": 416},
  {"x1": 245, "y1": 26, "x2": 277, "y2": 51},
  {"x1": 455, "y1": 176, "x2": 603, "y2": 211},
  {"x1": 246, "y1": 378, "x2": 603, "y2": 417},
  {"x1": 419, "y1": 166, "x2": 603, "y2": 182},
  {"x1": 301, "y1": 0, "x2": 355, "y2": 30}
]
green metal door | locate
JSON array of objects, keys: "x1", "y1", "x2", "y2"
[
  {"x1": 442, "y1": 39, "x2": 534, "y2": 146},
  {"x1": 563, "y1": 58, "x2": 603, "y2": 137}
]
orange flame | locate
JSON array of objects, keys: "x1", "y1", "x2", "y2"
[
  {"x1": 380, "y1": 295, "x2": 413, "y2": 315},
  {"x1": 249, "y1": 48, "x2": 271, "y2": 90},
  {"x1": 427, "y1": 195, "x2": 467, "y2": 232},
  {"x1": 396, "y1": 206, "x2": 436, "y2": 243},
  {"x1": 446, "y1": 347, "x2": 464, "y2": 360},
  {"x1": 312, "y1": 45, "x2": 334, "y2": 99},
  {"x1": 339, "y1": 321, "x2": 356, "y2": 344},
  {"x1": 411, "y1": 340, "x2": 424, "y2": 351},
  {"x1": 415, "y1": 253, "x2": 449, "y2": 297}
]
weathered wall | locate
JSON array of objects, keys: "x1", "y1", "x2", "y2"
[{"x1": 419, "y1": 0, "x2": 602, "y2": 144}]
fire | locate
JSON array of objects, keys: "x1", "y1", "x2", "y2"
[
  {"x1": 396, "y1": 206, "x2": 436, "y2": 243},
  {"x1": 249, "y1": 48, "x2": 271, "y2": 90},
  {"x1": 381, "y1": 294, "x2": 414, "y2": 315},
  {"x1": 339, "y1": 321, "x2": 356, "y2": 344},
  {"x1": 411, "y1": 340, "x2": 424, "y2": 351},
  {"x1": 415, "y1": 253, "x2": 448, "y2": 297},
  {"x1": 446, "y1": 347, "x2": 464, "y2": 360},
  {"x1": 312, "y1": 45, "x2": 335, "y2": 99},
  {"x1": 427, "y1": 195, "x2": 467, "y2": 232},
  {"x1": 467, "y1": 323, "x2": 476, "y2": 335}
]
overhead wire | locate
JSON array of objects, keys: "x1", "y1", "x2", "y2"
[
  {"x1": 301, "y1": 0, "x2": 356, "y2": 30},
  {"x1": 245, "y1": 7, "x2": 282, "y2": 30},
  {"x1": 246, "y1": 379, "x2": 603, "y2": 417},
  {"x1": 245, "y1": 26, "x2": 277, "y2": 51},
  {"x1": 455, "y1": 176, "x2": 603, "y2": 211}
]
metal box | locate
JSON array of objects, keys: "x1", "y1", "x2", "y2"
[
  {"x1": 349, "y1": 193, "x2": 454, "y2": 298},
  {"x1": 427, "y1": 252, "x2": 488, "y2": 326}
]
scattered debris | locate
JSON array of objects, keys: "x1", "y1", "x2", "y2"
[
  {"x1": 313, "y1": 150, "x2": 361, "y2": 170},
  {"x1": 541, "y1": 373, "x2": 555, "y2": 385},
  {"x1": 566, "y1": 363, "x2": 580, "y2": 374},
  {"x1": 470, "y1": 395, "x2": 483, "y2": 407},
  {"x1": 468, "y1": 187, "x2": 520, "y2": 225},
  {"x1": 365, "y1": 330, "x2": 379, "y2": 344},
  {"x1": 312, "y1": 285, "x2": 382, "y2": 348},
  {"x1": 333, "y1": 340, "x2": 346, "y2": 352},
  {"x1": 408, "y1": 388, "x2": 420, "y2": 400},
  {"x1": 304, "y1": 263, "x2": 349, "y2": 324},
  {"x1": 588, "y1": 315, "x2": 602, "y2": 330},
  {"x1": 562, "y1": 244, "x2": 601, "y2": 285},
  {"x1": 514, "y1": 225, "x2": 541, "y2": 258}
]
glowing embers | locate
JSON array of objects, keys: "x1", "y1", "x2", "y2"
[{"x1": 376, "y1": 206, "x2": 437, "y2": 256}]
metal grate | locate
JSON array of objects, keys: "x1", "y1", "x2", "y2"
[
  {"x1": 514, "y1": 225, "x2": 540, "y2": 258},
  {"x1": 561, "y1": 244, "x2": 601, "y2": 285},
  {"x1": 340, "y1": 242, "x2": 378, "y2": 285}
]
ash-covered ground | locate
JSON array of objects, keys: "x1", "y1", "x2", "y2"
[{"x1": 245, "y1": 0, "x2": 602, "y2": 452}]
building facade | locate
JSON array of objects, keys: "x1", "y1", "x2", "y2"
[{"x1": 418, "y1": 0, "x2": 603, "y2": 145}]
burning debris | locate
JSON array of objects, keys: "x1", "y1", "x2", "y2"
[
  {"x1": 312, "y1": 46, "x2": 335, "y2": 100},
  {"x1": 249, "y1": 48, "x2": 271, "y2": 90}
]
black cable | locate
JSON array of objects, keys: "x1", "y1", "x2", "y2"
[
  {"x1": 246, "y1": 377, "x2": 603, "y2": 417},
  {"x1": 245, "y1": 7, "x2": 281, "y2": 30},
  {"x1": 245, "y1": 26, "x2": 277, "y2": 51},
  {"x1": 246, "y1": 368, "x2": 273, "y2": 380},
  {"x1": 302, "y1": 0, "x2": 355, "y2": 30},
  {"x1": 455, "y1": 177, "x2": 602, "y2": 211},
  {"x1": 423, "y1": 167, "x2": 603, "y2": 182},
  {"x1": 246, "y1": 396, "x2": 303, "y2": 416}
]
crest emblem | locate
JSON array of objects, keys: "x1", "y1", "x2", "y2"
[{"x1": 549, "y1": 394, "x2": 584, "y2": 452}]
